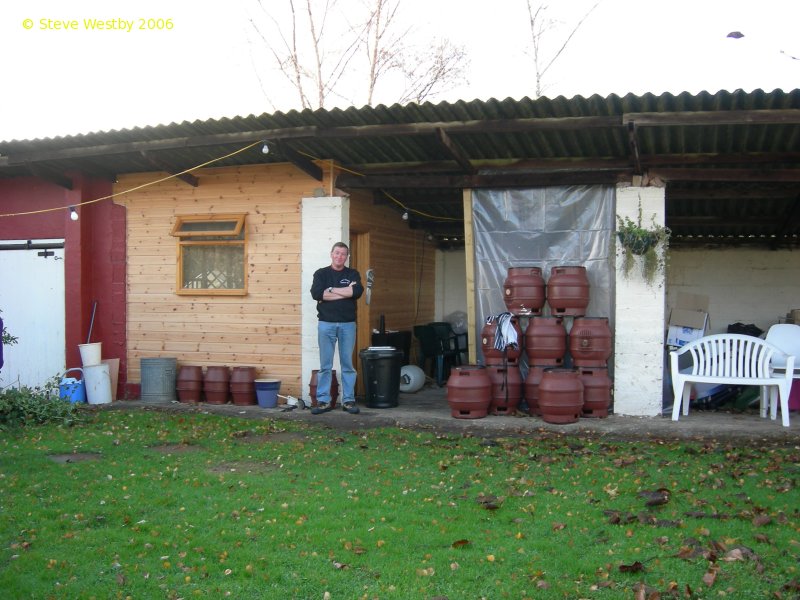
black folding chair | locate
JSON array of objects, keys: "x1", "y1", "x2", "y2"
[{"x1": 413, "y1": 324, "x2": 458, "y2": 386}]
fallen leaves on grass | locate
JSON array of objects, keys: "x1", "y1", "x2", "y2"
[
  {"x1": 619, "y1": 560, "x2": 645, "y2": 573},
  {"x1": 752, "y1": 514, "x2": 772, "y2": 527},
  {"x1": 476, "y1": 494, "x2": 503, "y2": 510},
  {"x1": 638, "y1": 488, "x2": 671, "y2": 507},
  {"x1": 632, "y1": 581, "x2": 660, "y2": 599},
  {"x1": 702, "y1": 564, "x2": 719, "y2": 587},
  {"x1": 604, "y1": 510, "x2": 682, "y2": 528}
]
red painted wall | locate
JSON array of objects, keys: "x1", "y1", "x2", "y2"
[{"x1": 0, "y1": 175, "x2": 128, "y2": 396}]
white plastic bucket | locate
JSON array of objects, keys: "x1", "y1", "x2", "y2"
[
  {"x1": 78, "y1": 342, "x2": 102, "y2": 366},
  {"x1": 84, "y1": 363, "x2": 112, "y2": 404}
]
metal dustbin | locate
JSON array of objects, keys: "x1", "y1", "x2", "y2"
[{"x1": 359, "y1": 347, "x2": 403, "y2": 408}]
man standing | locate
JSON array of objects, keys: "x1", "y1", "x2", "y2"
[{"x1": 310, "y1": 242, "x2": 363, "y2": 414}]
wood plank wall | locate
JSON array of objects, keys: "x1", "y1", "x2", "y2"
[
  {"x1": 349, "y1": 191, "x2": 436, "y2": 365},
  {"x1": 117, "y1": 164, "x2": 325, "y2": 396}
]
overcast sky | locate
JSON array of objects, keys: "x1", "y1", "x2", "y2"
[{"x1": 1, "y1": 0, "x2": 797, "y2": 141}]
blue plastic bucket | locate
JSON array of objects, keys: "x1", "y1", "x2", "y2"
[
  {"x1": 254, "y1": 379, "x2": 280, "y2": 408},
  {"x1": 59, "y1": 369, "x2": 86, "y2": 403}
]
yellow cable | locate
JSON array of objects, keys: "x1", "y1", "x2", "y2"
[
  {"x1": 381, "y1": 190, "x2": 461, "y2": 222},
  {"x1": 295, "y1": 149, "x2": 461, "y2": 223},
  {"x1": 2, "y1": 140, "x2": 460, "y2": 224},
  {"x1": 0, "y1": 140, "x2": 262, "y2": 219}
]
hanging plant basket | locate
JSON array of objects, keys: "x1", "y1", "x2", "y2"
[
  {"x1": 616, "y1": 199, "x2": 671, "y2": 285},
  {"x1": 617, "y1": 230, "x2": 658, "y2": 256}
]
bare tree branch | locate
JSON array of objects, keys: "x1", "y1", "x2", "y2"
[
  {"x1": 540, "y1": 2, "x2": 600, "y2": 79},
  {"x1": 248, "y1": 0, "x2": 468, "y2": 109},
  {"x1": 397, "y1": 39, "x2": 468, "y2": 104},
  {"x1": 525, "y1": 1, "x2": 601, "y2": 98},
  {"x1": 364, "y1": 0, "x2": 407, "y2": 105},
  {"x1": 250, "y1": 0, "x2": 312, "y2": 108}
]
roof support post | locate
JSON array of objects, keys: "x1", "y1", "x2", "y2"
[{"x1": 613, "y1": 183, "x2": 667, "y2": 417}]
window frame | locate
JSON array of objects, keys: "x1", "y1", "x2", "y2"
[{"x1": 170, "y1": 213, "x2": 248, "y2": 296}]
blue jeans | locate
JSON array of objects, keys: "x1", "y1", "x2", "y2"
[{"x1": 317, "y1": 321, "x2": 357, "y2": 405}]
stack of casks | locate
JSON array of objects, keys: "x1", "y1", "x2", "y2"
[
  {"x1": 447, "y1": 309, "x2": 526, "y2": 419},
  {"x1": 446, "y1": 265, "x2": 613, "y2": 421},
  {"x1": 503, "y1": 266, "x2": 613, "y2": 423},
  {"x1": 480, "y1": 314, "x2": 524, "y2": 416},
  {"x1": 175, "y1": 365, "x2": 258, "y2": 405}
]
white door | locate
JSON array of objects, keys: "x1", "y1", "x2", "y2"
[{"x1": 0, "y1": 240, "x2": 66, "y2": 389}]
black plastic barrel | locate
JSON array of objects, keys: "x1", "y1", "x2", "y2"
[{"x1": 359, "y1": 348, "x2": 403, "y2": 408}]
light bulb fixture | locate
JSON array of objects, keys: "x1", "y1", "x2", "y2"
[
  {"x1": 402, "y1": 211, "x2": 409, "y2": 221},
  {"x1": 261, "y1": 142, "x2": 270, "y2": 155},
  {"x1": 69, "y1": 206, "x2": 79, "y2": 221}
]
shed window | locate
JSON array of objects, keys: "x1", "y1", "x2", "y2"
[{"x1": 171, "y1": 214, "x2": 247, "y2": 295}]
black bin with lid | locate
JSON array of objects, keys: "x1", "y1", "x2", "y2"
[{"x1": 359, "y1": 347, "x2": 403, "y2": 408}]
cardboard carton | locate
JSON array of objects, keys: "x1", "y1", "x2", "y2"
[{"x1": 666, "y1": 292, "x2": 709, "y2": 347}]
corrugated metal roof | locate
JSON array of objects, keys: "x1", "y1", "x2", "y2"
[{"x1": 1, "y1": 89, "x2": 799, "y2": 246}]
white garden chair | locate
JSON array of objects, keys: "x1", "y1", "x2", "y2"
[
  {"x1": 765, "y1": 324, "x2": 800, "y2": 378},
  {"x1": 762, "y1": 324, "x2": 800, "y2": 417},
  {"x1": 671, "y1": 334, "x2": 794, "y2": 426}
]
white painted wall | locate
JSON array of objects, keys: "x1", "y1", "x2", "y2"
[
  {"x1": 435, "y1": 249, "x2": 468, "y2": 320},
  {"x1": 613, "y1": 186, "x2": 667, "y2": 417},
  {"x1": 301, "y1": 197, "x2": 349, "y2": 399},
  {"x1": 667, "y1": 247, "x2": 800, "y2": 334}
]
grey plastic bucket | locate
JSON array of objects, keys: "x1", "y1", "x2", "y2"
[{"x1": 140, "y1": 357, "x2": 177, "y2": 402}]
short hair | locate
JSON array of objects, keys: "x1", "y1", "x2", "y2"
[{"x1": 331, "y1": 242, "x2": 349, "y2": 254}]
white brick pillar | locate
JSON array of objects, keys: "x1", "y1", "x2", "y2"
[
  {"x1": 613, "y1": 184, "x2": 667, "y2": 416},
  {"x1": 301, "y1": 197, "x2": 350, "y2": 399}
]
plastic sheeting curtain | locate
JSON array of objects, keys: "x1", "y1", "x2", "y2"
[{"x1": 471, "y1": 186, "x2": 615, "y2": 367}]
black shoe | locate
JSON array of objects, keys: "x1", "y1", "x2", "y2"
[
  {"x1": 310, "y1": 403, "x2": 332, "y2": 415},
  {"x1": 342, "y1": 401, "x2": 360, "y2": 414}
]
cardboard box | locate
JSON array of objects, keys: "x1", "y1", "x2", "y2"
[{"x1": 666, "y1": 292, "x2": 709, "y2": 347}]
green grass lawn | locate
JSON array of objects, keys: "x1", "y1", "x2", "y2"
[{"x1": 1, "y1": 408, "x2": 799, "y2": 599}]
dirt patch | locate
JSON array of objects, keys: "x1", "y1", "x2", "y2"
[
  {"x1": 231, "y1": 433, "x2": 274, "y2": 444},
  {"x1": 208, "y1": 460, "x2": 280, "y2": 475},
  {"x1": 148, "y1": 443, "x2": 203, "y2": 454},
  {"x1": 48, "y1": 452, "x2": 102, "y2": 464},
  {"x1": 266, "y1": 431, "x2": 313, "y2": 443},
  {"x1": 230, "y1": 430, "x2": 313, "y2": 444}
]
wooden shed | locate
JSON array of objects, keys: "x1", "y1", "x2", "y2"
[{"x1": 1, "y1": 88, "x2": 798, "y2": 414}]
